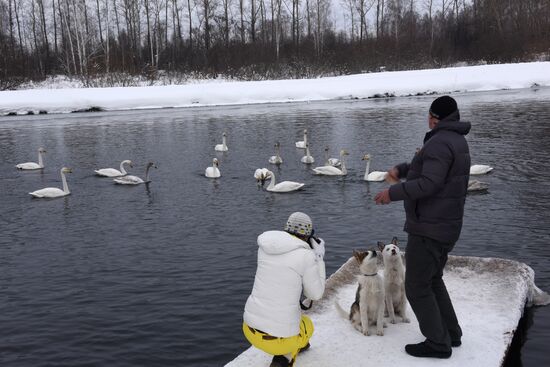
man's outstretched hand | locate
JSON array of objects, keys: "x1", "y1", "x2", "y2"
[
  {"x1": 385, "y1": 167, "x2": 400, "y2": 184},
  {"x1": 374, "y1": 189, "x2": 392, "y2": 205}
]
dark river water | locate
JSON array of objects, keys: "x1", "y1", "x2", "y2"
[{"x1": 1, "y1": 88, "x2": 549, "y2": 366}]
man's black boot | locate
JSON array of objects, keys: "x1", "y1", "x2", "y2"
[{"x1": 405, "y1": 342, "x2": 452, "y2": 359}]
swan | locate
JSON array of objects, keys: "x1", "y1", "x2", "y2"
[
  {"x1": 295, "y1": 129, "x2": 308, "y2": 149},
  {"x1": 114, "y1": 162, "x2": 157, "y2": 185},
  {"x1": 324, "y1": 147, "x2": 341, "y2": 167},
  {"x1": 268, "y1": 142, "x2": 283, "y2": 165},
  {"x1": 363, "y1": 154, "x2": 387, "y2": 182},
  {"x1": 301, "y1": 143, "x2": 315, "y2": 164},
  {"x1": 95, "y1": 160, "x2": 133, "y2": 177},
  {"x1": 265, "y1": 170, "x2": 304, "y2": 192},
  {"x1": 29, "y1": 167, "x2": 72, "y2": 198},
  {"x1": 467, "y1": 179, "x2": 489, "y2": 192},
  {"x1": 16, "y1": 147, "x2": 46, "y2": 170},
  {"x1": 254, "y1": 168, "x2": 271, "y2": 184},
  {"x1": 215, "y1": 132, "x2": 228, "y2": 152},
  {"x1": 313, "y1": 150, "x2": 349, "y2": 175},
  {"x1": 205, "y1": 158, "x2": 221, "y2": 178},
  {"x1": 470, "y1": 164, "x2": 493, "y2": 175}
]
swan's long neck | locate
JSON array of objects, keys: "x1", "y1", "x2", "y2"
[
  {"x1": 341, "y1": 153, "x2": 347, "y2": 174},
  {"x1": 120, "y1": 162, "x2": 127, "y2": 175},
  {"x1": 364, "y1": 160, "x2": 371, "y2": 180},
  {"x1": 276, "y1": 145, "x2": 281, "y2": 159},
  {"x1": 38, "y1": 151, "x2": 44, "y2": 167},
  {"x1": 267, "y1": 172, "x2": 276, "y2": 189},
  {"x1": 306, "y1": 146, "x2": 311, "y2": 158},
  {"x1": 145, "y1": 165, "x2": 151, "y2": 181},
  {"x1": 324, "y1": 150, "x2": 329, "y2": 165},
  {"x1": 61, "y1": 171, "x2": 69, "y2": 193},
  {"x1": 222, "y1": 135, "x2": 227, "y2": 148},
  {"x1": 304, "y1": 133, "x2": 308, "y2": 145}
]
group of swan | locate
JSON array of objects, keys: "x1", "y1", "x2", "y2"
[
  {"x1": 17, "y1": 136, "x2": 495, "y2": 197},
  {"x1": 96, "y1": 160, "x2": 157, "y2": 185},
  {"x1": 17, "y1": 148, "x2": 157, "y2": 198},
  {"x1": 312, "y1": 150, "x2": 349, "y2": 176},
  {"x1": 114, "y1": 162, "x2": 157, "y2": 185}
]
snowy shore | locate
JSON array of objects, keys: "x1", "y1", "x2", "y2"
[
  {"x1": 1, "y1": 62, "x2": 550, "y2": 115},
  {"x1": 226, "y1": 255, "x2": 550, "y2": 367}
]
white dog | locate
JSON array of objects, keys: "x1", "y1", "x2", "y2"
[
  {"x1": 336, "y1": 250, "x2": 385, "y2": 336},
  {"x1": 378, "y1": 237, "x2": 410, "y2": 324}
]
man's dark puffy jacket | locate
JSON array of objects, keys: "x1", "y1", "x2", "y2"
[{"x1": 389, "y1": 111, "x2": 471, "y2": 244}]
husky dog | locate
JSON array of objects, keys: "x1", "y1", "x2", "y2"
[
  {"x1": 378, "y1": 237, "x2": 410, "y2": 324},
  {"x1": 336, "y1": 250, "x2": 385, "y2": 336}
]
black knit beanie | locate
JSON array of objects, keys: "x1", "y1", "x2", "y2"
[{"x1": 429, "y1": 96, "x2": 458, "y2": 120}]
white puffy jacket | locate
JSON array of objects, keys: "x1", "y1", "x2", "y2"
[{"x1": 243, "y1": 230, "x2": 326, "y2": 338}]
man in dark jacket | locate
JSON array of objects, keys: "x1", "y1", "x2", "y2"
[{"x1": 374, "y1": 96, "x2": 470, "y2": 359}]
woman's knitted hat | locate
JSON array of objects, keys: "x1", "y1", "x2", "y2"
[{"x1": 284, "y1": 212, "x2": 313, "y2": 237}]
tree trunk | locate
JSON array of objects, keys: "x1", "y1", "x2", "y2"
[
  {"x1": 53, "y1": 0, "x2": 59, "y2": 54},
  {"x1": 96, "y1": 0, "x2": 104, "y2": 45},
  {"x1": 187, "y1": 0, "x2": 193, "y2": 48}
]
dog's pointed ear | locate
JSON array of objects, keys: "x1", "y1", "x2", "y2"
[
  {"x1": 391, "y1": 237, "x2": 399, "y2": 246},
  {"x1": 353, "y1": 250, "x2": 367, "y2": 263},
  {"x1": 377, "y1": 241, "x2": 386, "y2": 251}
]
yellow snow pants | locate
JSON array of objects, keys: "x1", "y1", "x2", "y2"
[{"x1": 242, "y1": 315, "x2": 314, "y2": 366}]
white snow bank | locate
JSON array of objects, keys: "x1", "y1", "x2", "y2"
[
  {"x1": 1, "y1": 62, "x2": 550, "y2": 115},
  {"x1": 226, "y1": 255, "x2": 549, "y2": 367}
]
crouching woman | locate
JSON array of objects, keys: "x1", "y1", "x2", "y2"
[{"x1": 242, "y1": 212, "x2": 326, "y2": 367}]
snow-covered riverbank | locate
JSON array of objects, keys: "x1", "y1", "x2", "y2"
[
  {"x1": 1, "y1": 62, "x2": 549, "y2": 115},
  {"x1": 226, "y1": 255, "x2": 550, "y2": 367}
]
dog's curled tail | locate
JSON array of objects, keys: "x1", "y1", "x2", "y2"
[{"x1": 334, "y1": 301, "x2": 349, "y2": 320}]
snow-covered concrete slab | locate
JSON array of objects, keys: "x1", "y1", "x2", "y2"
[
  {"x1": 226, "y1": 255, "x2": 549, "y2": 367},
  {"x1": 1, "y1": 62, "x2": 550, "y2": 115}
]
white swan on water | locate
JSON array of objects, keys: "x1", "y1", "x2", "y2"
[
  {"x1": 29, "y1": 167, "x2": 72, "y2": 198},
  {"x1": 301, "y1": 143, "x2": 315, "y2": 164},
  {"x1": 254, "y1": 168, "x2": 271, "y2": 184},
  {"x1": 470, "y1": 164, "x2": 493, "y2": 175},
  {"x1": 467, "y1": 179, "x2": 489, "y2": 192},
  {"x1": 269, "y1": 142, "x2": 283, "y2": 165},
  {"x1": 324, "y1": 147, "x2": 341, "y2": 167},
  {"x1": 95, "y1": 160, "x2": 132, "y2": 177},
  {"x1": 265, "y1": 170, "x2": 304, "y2": 192},
  {"x1": 313, "y1": 150, "x2": 349, "y2": 175},
  {"x1": 215, "y1": 133, "x2": 228, "y2": 152},
  {"x1": 295, "y1": 129, "x2": 308, "y2": 149},
  {"x1": 114, "y1": 162, "x2": 157, "y2": 185},
  {"x1": 16, "y1": 147, "x2": 46, "y2": 170},
  {"x1": 363, "y1": 154, "x2": 387, "y2": 182},
  {"x1": 205, "y1": 158, "x2": 221, "y2": 178}
]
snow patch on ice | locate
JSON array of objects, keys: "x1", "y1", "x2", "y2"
[{"x1": 2, "y1": 62, "x2": 550, "y2": 115}]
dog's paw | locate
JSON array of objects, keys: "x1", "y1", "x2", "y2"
[
  {"x1": 390, "y1": 318, "x2": 397, "y2": 324},
  {"x1": 376, "y1": 330, "x2": 384, "y2": 336},
  {"x1": 402, "y1": 317, "x2": 411, "y2": 323},
  {"x1": 383, "y1": 322, "x2": 388, "y2": 328},
  {"x1": 363, "y1": 328, "x2": 371, "y2": 336}
]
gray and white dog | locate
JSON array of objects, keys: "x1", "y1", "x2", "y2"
[
  {"x1": 378, "y1": 237, "x2": 410, "y2": 324},
  {"x1": 336, "y1": 250, "x2": 386, "y2": 336}
]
